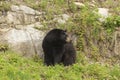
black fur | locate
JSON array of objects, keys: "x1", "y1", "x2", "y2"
[
  {"x1": 42, "y1": 29, "x2": 76, "y2": 66},
  {"x1": 62, "y1": 42, "x2": 76, "y2": 66}
]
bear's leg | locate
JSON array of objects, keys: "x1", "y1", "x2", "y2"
[
  {"x1": 62, "y1": 53, "x2": 76, "y2": 66},
  {"x1": 44, "y1": 54, "x2": 53, "y2": 66},
  {"x1": 53, "y1": 53, "x2": 63, "y2": 65}
]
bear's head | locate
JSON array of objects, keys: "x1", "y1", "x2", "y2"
[{"x1": 45, "y1": 29, "x2": 70, "y2": 44}]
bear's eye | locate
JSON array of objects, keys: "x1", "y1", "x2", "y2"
[
  {"x1": 62, "y1": 31, "x2": 68, "y2": 38},
  {"x1": 62, "y1": 30, "x2": 67, "y2": 34},
  {"x1": 62, "y1": 31, "x2": 67, "y2": 36}
]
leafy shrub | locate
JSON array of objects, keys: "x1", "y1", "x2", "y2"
[
  {"x1": 0, "y1": 1, "x2": 11, "y2": 11},
  {"x1": 0, "y1": 44, "x2": 8, "y2": 52},
  {"x1": 103, "y1": 15, "x2": 120, "y2": 34}
]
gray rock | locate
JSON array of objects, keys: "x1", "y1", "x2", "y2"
[
  {"x1": 74, "y1": 2, "x2": 85, "y2": 7},
  {"x1": 0, "y1": 24, "x2": 10, "y2": 29},
  {"x1": 57, "y1": 19, "x2": 66, "y2": 24},
  {"x1": 11, "y1": 5, "x2": 20, "y2": 12},
  {"x1": 0, "y1": 25, "x2": 45, "y2": 58},
  {"x1": 6, "y1": 11, "x2": 36, "y2": 25},
  {"x1": 19, "y1": 5, "x2": 36, "y2": 15},
  {"x1": 62, "y1": 14, "x2": 70, "y2": 21},
  {"x1": 0, "y1": 4, "x2": 46, "y2": 58},
  {"x1": 54, "y1": 14, "x2": 70, "y2": 24},
  {"x1": 35, "y1": 11, "x2": 43, "y2": 15},
  {"x1": 98, "y1": 8, "x2": 109, "y2": 22},
  {"x1": 6, "y1": 12, "x2": 21, "y2": 24},
  {"x1": 11, "y1": 5, "x2": 42, "y2": 15},
  {"x1": 0, "y1": 16, "x2": 6, "y2": 24}
]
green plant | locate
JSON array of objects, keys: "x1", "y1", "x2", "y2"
[
  {"x1": 0, "y1": 44, "x2": 8, "y2": 53},
  {"x1": 23, "y1": 0, "x2": 41, "y2": 10},
  {"x1": 0, "y1": 1, "x2": 11, "y2": 11},
  {"x1": 110, "y1": 65, "x2": 120, "y2": 80},
  {"x1": 103, "y1": 15, "x2": 120, "y2": 34},
  {"x1": 0, "y1": 51, "x2": 120, "y2": 80},
  {"x1": 69, "y1": 5, "x2": 101, "y2": 52}
]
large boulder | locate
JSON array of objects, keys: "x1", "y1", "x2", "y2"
[
  {"x1": 0, "y1": 4, "x2": 46, "y2": 58},
  {"x1": 0, "y1": 24, "x2": 45, "y2": 58}
]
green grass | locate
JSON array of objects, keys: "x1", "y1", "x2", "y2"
[{"x1": 0, "y1": 51, "x2": 120, "y2": 80}]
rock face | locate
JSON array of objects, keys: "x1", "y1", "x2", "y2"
[
  {"x1": 0, "y1": 25, "x2": 45, "y2": 58},
  {"x1": 0, "y1": 5, "x2": 45, "y2": 58}
]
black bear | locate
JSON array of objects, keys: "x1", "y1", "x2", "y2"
[
  {"x1": 62, "y1": 41, "x2": 76, "y2": 66},
  {"x1": 42, "y1": 28, "x2": 76, "y2": 66}
]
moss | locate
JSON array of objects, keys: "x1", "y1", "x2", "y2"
[{"x1": 0, "y1": 1, "x2": 11, "y2": 11}]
